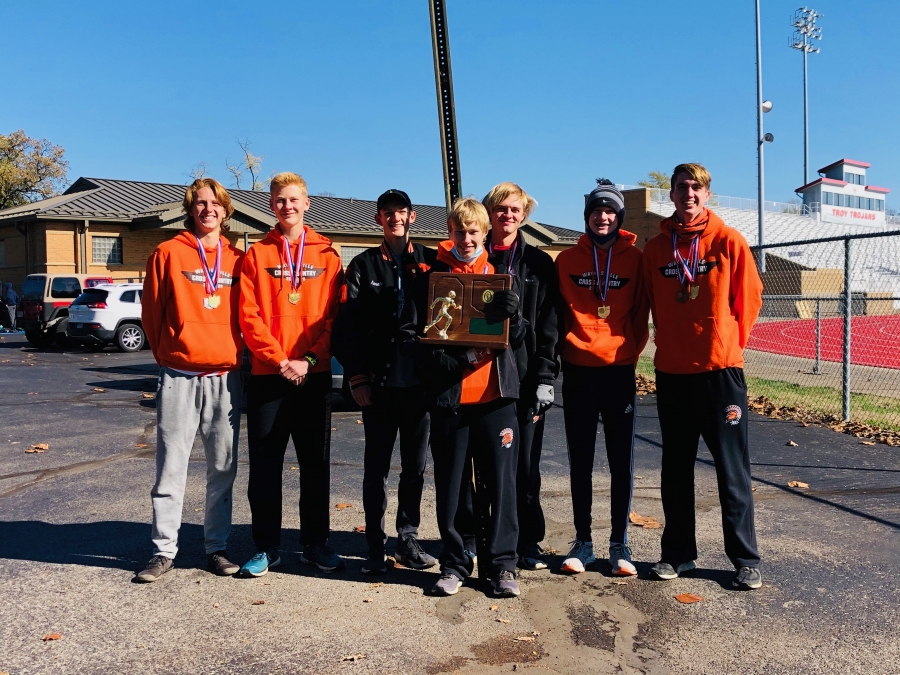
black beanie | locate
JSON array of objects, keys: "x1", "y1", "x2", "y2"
[{"x1": 584, "y1": 178, "x2": 626, "y2": 227}]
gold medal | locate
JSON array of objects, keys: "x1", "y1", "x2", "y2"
[
  {"x1": 482, "y1": 289, "x2": 494, "y2": 304},
  {"x1": 288, "y1": 291, "x2": 301, "y2": 305},
  {"x1": 203, "y1": 294, "x2": 221, "y2": 310},
  {"x1": 597, "y1": 305, "x2": 610, "y2": 318},
  {"x1": 690, "y1": 285, "x2": 699, "y2": 300}
]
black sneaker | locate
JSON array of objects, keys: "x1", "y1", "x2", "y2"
[
  {"x1": 732, "y1": 566, "x2": 762, "y2": 590},
  {"x1": 301, "y1": 543, "x2": 346, "y2": 572},
  {"x1": 395, "y1": 536, "x2": 437, "y2": 570},
  {"x1": 361, "y1": 553, "x2": 387, "y2": 575},
  {"x1": 649, "y1": 560, "x2": 696, "y2": 580},
  {"x1": 136, "y1": 555, "x2": 173, "y2": 583},
  {"x1": 517, "y1": 543, "x2": 548, "y2": 571},
  {"x1": 207, "y1": 551, "x2": 240, "y2": 576}
]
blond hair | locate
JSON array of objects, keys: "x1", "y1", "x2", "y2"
[
  {"x1": 182, "y1": 178, "x2": 234, "y2": 233},
  {"x1": 671, "y1": 163, "x2": 712, "y2": 190},
  {"x1": 448, "y1": 196, "x2": 489, "y2": 235},
  {"x1": 482, "y1": 182, "x2": 537, "y2": 219},
  {"x1": 269, "y1": 172, "x2": 308, "y2": 196}
]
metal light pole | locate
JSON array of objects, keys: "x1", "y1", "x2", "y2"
[
  {"x1": 429, "y1": 0, "x2": 462, "y2": 211},
  {"x1": 755, "y1": 0, "x2": 774, "y2": 272},
  {"x1": 791, "y1": 7, "x2": 822, "y2": 185}
]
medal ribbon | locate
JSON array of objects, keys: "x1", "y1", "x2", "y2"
[
  {"x1": 671, "y1": 229, "x2": 700, "y2": 286},
  {"x1": 192, "y1": 234, "x2": 221, "y2": 295},
  {"x1": 281, "y1": 227, "x2": 307, "y2": 290},
  {"x1": 592, "y1": 243, "x2": 613, "y2": 302},
  {"x1": 488, "y1": 238, "x2": 517, "y2": 277}
]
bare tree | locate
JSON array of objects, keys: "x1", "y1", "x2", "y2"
[
  {"x1": 225, "y1": 139, "x2": 267, "y2": 191},
  {"x1": 0, "y1": 130, "x2": 69, "y2": 210},
  {"x1": 225, "y1": 158, "x2": 244, "y2": 190},
  {"x1": 317, "y1": 191, "x2": 336, "y2": 197},
  {"x1": 638, "y1": 171, "x2": 671, "y2": 190},
  {"x1": 187, "y1": 162, "x2": 208, "y2": 182}
]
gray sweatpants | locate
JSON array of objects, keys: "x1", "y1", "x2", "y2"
[{"x1": 151, "y1": 367, "x2": 242, "y2": 558}]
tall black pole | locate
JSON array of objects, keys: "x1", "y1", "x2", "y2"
[
  {"x1": 755, "y1": 0, "x2": 766, "y2": 273},
  {"x1": 429, "y1": 0, "x2": 462, "y2": 210}
]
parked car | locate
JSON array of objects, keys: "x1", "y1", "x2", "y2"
[
  {"x1": 19, "y1": 273, "x2": 115, "y2": 348},
  {"x1": 66, "y1": 283, "x2": 147, "y2": 352}
]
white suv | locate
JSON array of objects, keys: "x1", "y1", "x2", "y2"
[{"x1": 67, "y1": 283, "x2": 147, "y2": 352}]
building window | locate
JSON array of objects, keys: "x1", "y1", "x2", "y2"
[
  {"x1": 92, "y1": 237, "x2": 123, "y2": 265},
  {"x1": 876, "y1": 200, "x2": 885, "y2": 211},
  {"x1": 823, "y1": 192, "x2": 833, "y2": 205},
  {"x1": 339, "y1": 246, "x2": 367, "y2": 268}
]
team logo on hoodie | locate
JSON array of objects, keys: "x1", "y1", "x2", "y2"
[
  {"x1": 265, "y1": 264, "x2": 325, "y2": 280},
  {"x1": 569, "y1": 272, "x2": 630, "y2": 291},
  {"x1": 499, "y1": 428, "x2": 514, "y2": 449},
  {"x1": 658, "y1": 258, "x2": 717, "y2": 278},
  {"x1": 724, "y1": 405, "x2": 742, "y2": 425},
  {"x1": 180, "y1": 270, "x2": 236, "y2": 287}
]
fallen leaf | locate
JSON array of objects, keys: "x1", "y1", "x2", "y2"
[
  {"x1": 43, "y1": 633, "x2": 62, "y2": 641},
  {"x1": 26, "y1": 443, "x2": 49, "y2": 454},
  {"x1": 356, "y1": 420, "x2": 363, "y2": 425},
  {"x1": 674, "y1": 593, "x2": 703, "y2": 604},
  {"x1": 751, "y1": 486, "x2": 758, "y2": 492},
  {"x1": 331, "y1": 427, "x2": 337, "y2": 431},
  {"x1": 629, "y1": 511, "x2": 661, "y2": 528},
  {"x1": 634, "y1": 475, "x2": 644, "y2": 480},
  {"x1": 142, "y1": 393, "x2": 155, "y2": 399},
  {"x1": 194, "y1": 508, "x2": 201, "y2": 512},
  {"x1": 490, "y1": 605, "x2": 499, "y2": 611},
  {"x1": 611, "y1": 580, "x2": 629, "y2": 585},
  {"x1": 496, "y1": 618, "x2": 510, "y2": 623},
  {"x1": 213, "y1": 603, "x2": 220, "y2": 608},
  {"x1": 788, "y1": 481, "x2": 809, "y2": 489},
  {"x1": 341, "y1": 654, "x2": 366, "y2": 662},
  {"x1": 289, "y1": 466, "x2": 298, "y2": 471},
  {"x1": 134, "y1": 443, "x2": 148, "y2": 448},
  {"x1": 786, "y1": 440, "x2": 798, "y2": 447},
  {"x1": 93, "y1": 387, "x2": 106, "y2": 392},
  {"x1": 515, "y1": 636, "x2": 536, "y2": 642},
  {"x1": 369, "y1": 582, "x2": 383, "y2": 588},
  {"x1": 363, "y1": 598, "x2": 374, "y2": 603},
  {"x1": 532, "y1": 631, "x2": 540, "y2": 636},
  {"x1": 251, "y1": 600, "x2": 265, "y2": 605},
  {"x1": 354, "y1": 525, "x2": 366, "y2": 533},
  {"x1": 335, "y1": 503, "x2": 353, "y2": 509},
  {"x1": 860, "y1": 441, "x2": 876, "y2": 446}
]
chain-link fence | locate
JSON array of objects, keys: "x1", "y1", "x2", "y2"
[{"x1": 745, "y1": 230, "x2": 900, "y2": 430}]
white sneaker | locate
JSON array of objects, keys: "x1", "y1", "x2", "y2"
[
  {"x1": 560, "y1": 539, "x2": 595, "y2": 574},
  {"x1": 609, "y1": 542, "x2": 637, "y2": 576}
]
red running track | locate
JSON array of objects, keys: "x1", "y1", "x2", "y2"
[{"x1": 748, "y1": 315, "x2": 900, "y2": 370}]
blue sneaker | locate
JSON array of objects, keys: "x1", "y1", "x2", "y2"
[
  {"x1": 301, "y1": 543, "x2": 345, "y2": 572},
  {"x1": 240, "y1": 549, "x2": 280, "y2": 577}
]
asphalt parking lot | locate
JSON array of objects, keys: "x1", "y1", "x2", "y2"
[{"x1": 1, "y1": 332, "x2": 898, "y2": 675}]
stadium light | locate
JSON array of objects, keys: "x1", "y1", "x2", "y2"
[
  {"x1": 790, "y1": 7, "x2": 823, "y2": 185},
  {"x1": 762, "y1": 100, "x2": 773, "y2": 113}
]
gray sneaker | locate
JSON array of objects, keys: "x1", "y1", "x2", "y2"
[
  {"x1": 491, "y1": 570, "x2": 521, "y2": 598},
  {"x1": 432, "y1": 572, "x2": 462, "y2": 596},
  {"x1": 136, "y1": 555, "x2": 173, "y2": 583},
  {"x1": 608, "y1": 543, "x2": 637, "y2": 577},
  {"x1": 561, "y1": 539, "x2": 595, "y2": 574},
  {"x1": 650, "y1": 560, "x2": 696, "y2": 580},
  {"x1": 395, "y1": 536, "x2": 437, "y2": 570},
  {"x1": 732, "y1": 566, "x2": 762, "y2": 590}
]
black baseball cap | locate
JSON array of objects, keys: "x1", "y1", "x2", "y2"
[{"x1": 376, "y1": 189, "x2": 412, "y2": 211}]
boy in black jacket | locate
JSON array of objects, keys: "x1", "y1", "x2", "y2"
[
  {"x1": 482, "y1": 182, "x2": 559, "y2": 570},
  {"x1": 332, "y1": 189, "x2": 439, "y2": 574}
]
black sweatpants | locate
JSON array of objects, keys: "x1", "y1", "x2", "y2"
[
  {"x1": 247, "y1": 372, "x2": 332, "y2": 550},
  {"x1": 361, "y1": 385, "x2": 430, "y2": 556},
  {"x1": 515, "y1": 391, "x2": 547, "y2": 552},
  {"x1": 431, "y1": 398, "x2": 519, "y2": 580},
  {"x1": 656, "y1": 367, "x2": 760, "y2": 569},
  {"x1": 562, "y1": 363, "x2": 636, "y2": 545}
]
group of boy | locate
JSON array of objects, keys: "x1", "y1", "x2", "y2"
[{"x1": 136, "y1": 162, "x2": 763, "y2": 597}]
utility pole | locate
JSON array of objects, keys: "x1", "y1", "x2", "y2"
[
  {"x1": 791, "y1": 7, "x2": 823, "y2": 185},
  {"x1": 755, "y1": 0, "x2": 769, "y2": 272},
  {"x1": 429, "y1": 0, "x2": 462, "y2": 211}
]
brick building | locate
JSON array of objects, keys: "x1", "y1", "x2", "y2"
[{"x1": 0, "y1": 177, "x2": 584, "y2": 290}]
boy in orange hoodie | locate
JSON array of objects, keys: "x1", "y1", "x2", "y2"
[
  {"x1": 555, "y1": 179, "x2": 649, "y2": 577},
  {"x1": 238, "y1": 172, "x2": 344, "y2": 576},
  {"x1": 137, "y1": 178, "x2": 245, "y2": 582},
  {"x1": 642, "y1": 163, "x2": 763, "y2": 590}
]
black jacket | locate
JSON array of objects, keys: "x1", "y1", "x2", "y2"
[
  {"x1": 401, "y1": 257, "x2": 526, "y2": 412},
  {"x1": 332, "y1": 241, "x2": 437, "y2": 390},
  {"x1": 487, "y1": 232, "x2": 560, "y2": 394}
]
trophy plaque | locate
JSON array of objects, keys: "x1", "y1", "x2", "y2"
[{"x1": 420, "y1": 273, "x2": 511, "y2": 349}]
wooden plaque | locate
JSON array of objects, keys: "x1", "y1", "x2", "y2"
[{"x1": 420, "y1": 272, "x2": 511, "y2": 349}]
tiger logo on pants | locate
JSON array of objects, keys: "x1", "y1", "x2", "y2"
[{"x1": 499, "y1": 428, "x2": 514, "y2": 449}]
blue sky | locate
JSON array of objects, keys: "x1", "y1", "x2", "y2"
[{"x1": 1, "y1": 0, "x2": 897, "y2": 230}]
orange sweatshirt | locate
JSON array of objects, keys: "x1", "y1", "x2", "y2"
[
  {"x1": 555, "y1": 230, "x2": 650, "y2": 367},
  {"x1": 642, "y1": 209, "x2": 763, "y2": 374},
  {"x1": 239, "y1": 225, "x2": 344, "y2": 375},
  {"x1": 435, "y1": 241, "x2": 499, "y2": 405},
  {"x1": 142, "y1": 231, "x2": 245, "y2": 372}
]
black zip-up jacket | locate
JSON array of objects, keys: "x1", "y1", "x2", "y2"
[
  {"x1": 487, "y1": 232, "x2": 560, "y2": 394},
  {"x1": 332, "y1": 241, "x2": 437, "y2": 390},
  {"x1": 400, "y1": 257, "x2": 526, "y2": 412}
]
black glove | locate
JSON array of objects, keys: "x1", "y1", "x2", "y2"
[{"x1": 483, "y1": 289, "x2": 519, "y2": 321}]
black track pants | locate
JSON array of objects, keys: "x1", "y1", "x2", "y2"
[
  {"x1": 431, "y1": 398, "x2": 519, "y2": 580},
  {"x1": 562, "y1": 363, "x2": 636, "y2": 545},
  {"x1": 361, "y1": 386, "x2": 430, "y2": 556},
  {"x1": 515, "y1": 392, "x2": 547, "y2": 552},
  {"x1": 247, "y1": 372, "x2": 332, "y2": 550},
  {"x1": 656, "y1": 367, "x2": 760, "y2": 569}
]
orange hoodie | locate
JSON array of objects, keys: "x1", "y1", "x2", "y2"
[
  {"x1": 435, "y1": 241, "x2": 499, "y2": 405},
  {"x1": 239, "y1": 225, "x2": 344, "y2": 375},
  {"x1": 142, "y1": 231, "x2": 245, "y2": 372},
  {"x1": 642, "y1": 209, "x2": 763, "y2": 374},
  {"x1": 555, "y1": 230, "x2": 650, "y2": 367}
]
